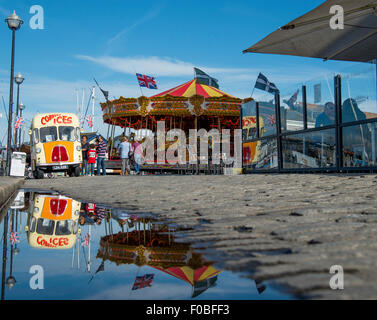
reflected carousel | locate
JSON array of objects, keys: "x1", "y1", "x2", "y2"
[{"x1": 97, "y1": 217, "x2": 221, "y2": 298}]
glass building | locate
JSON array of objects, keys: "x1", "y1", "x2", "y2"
[{"x1": 242, "y1": 62, "x2": 377, "y2": 173}]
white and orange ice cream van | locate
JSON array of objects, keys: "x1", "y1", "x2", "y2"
[
  {"x1": 25, "y1": 193, "x2": 81, "y2": 250},
  {"x1": 29, "y1": 113, "x2": 82, "y2": 179}
]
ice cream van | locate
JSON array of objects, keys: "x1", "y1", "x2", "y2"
[
  {"x1": 29, "y1": 113, "x2": 83, "y2": 179},
  {"x1": 25, "y1": 193, "x2": 81, "y2": 250}
]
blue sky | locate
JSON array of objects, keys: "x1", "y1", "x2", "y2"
[{"x1": 0, "y1": 0, "x2": 367, "y2": 142}]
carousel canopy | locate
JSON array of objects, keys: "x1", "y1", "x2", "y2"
[
  {"x1": 101, "y1": 78, "x2": 245, "y2": 127},
  {"x1": 151, "y1": 79, "x2": 235, "y2": 98}
]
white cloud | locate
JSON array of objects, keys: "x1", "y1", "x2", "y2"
[
  {"x1": 107, "y1": 6, "x2": 164, "y2": 46},
  {"x1": 76, "y1": 55, "x2": 252, "y2": 78}
]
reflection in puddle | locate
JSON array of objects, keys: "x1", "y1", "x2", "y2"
[{"x1": 0, "y1": 190, "x2": 293, "y2": 300}]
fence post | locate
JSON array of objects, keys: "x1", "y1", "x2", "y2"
[
  {"x1": 335, "y1": 75, "x2": 342, "y2": 172},
  {"x1": 275, "y1": 94, "x2": 283, "y2": 172}
]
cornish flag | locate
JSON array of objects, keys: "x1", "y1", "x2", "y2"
[
  {"x1": 136, "y1": 73, "x2": 157, "y2": 89},
  {"x1": 254, "y1": 73, "x2": 279, "y2": 94}
]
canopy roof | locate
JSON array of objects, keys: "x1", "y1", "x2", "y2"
[
  {"x1": 151, "y1": 79, "x2": 235, "y2": 98},
  {"x1": 151, "y1": 265, "x2": 221, "y2": 286},
  {"x1": 243, "y1": 0, "x2": 377, "y2": 62}
]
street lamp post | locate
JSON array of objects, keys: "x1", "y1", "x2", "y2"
[
  {"x1": 18, "y1": 102, "x2": 25, "y2": 149},
  {"x1": 14, "y1": 73, "x2": 24, "y2": 151},
  {"x1": 5, "y1": 11, "x2": 23, "y2": 176}
]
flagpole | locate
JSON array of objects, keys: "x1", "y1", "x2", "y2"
[{"x1": 88, "y1": 225, "x2": 91, "y2": 273}]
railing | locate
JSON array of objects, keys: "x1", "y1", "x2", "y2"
[{"x1": 242, "y1": 61, "x2": 377, "y2": 173}]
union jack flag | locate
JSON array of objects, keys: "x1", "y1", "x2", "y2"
[
  {"x1": 14, "y1": 116, "x2": 24, "y2": 129},
  {"x1": 10, "y1": 232, "x2": 20, "y2": 245},
  {"x1": 81, "y1": 233, "x2": 90, "y2": 247},
  {"x1": 86, "y1": 115, "x2": 93, "y2": 128},
  {"x1": 268, "y1": 115, "x2": 276, "y2": 127},
  {"x1": 136, "y1": 73, "x2": 157, "y2": 90},
  {"x1": 132, "y1": 274, "x2": 154, "y2": 290}
]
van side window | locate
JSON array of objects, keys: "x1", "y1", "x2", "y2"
[
  {"x1": 32, "y1": 128, "x2": 39, "y2": 144},
  {"x1": 29, "y1": 216, "x2": 36, "y2": 233}
]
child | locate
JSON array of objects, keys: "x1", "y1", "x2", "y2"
[{"x1": 87, "y1": 144, "x2": 97, "y2": 176}]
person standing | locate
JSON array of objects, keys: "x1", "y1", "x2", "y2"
[
  {"x1": 81, "y1": 135, "x2": 90, "y2": 176},
  {"x1": 87, "y1": 144, "x2": 97, "y2": 176},
  {"x1": 118, "y1": 137, "x2": 131, "y2": 176},
  {"x1": 1, "y1": 147, "x2": 8, "y2": 176},
  {"x1": 132, "y1": 140, "x2": 143, "y2": 175},
  {"x1": 96, "y1": 136, "x2": 108, "y2": 176}
]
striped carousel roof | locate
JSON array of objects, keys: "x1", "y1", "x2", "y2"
[{"x1": 151, "y1": 79, "x2": 234, "y2": 98}]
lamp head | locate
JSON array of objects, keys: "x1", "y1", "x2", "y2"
[
  {"x1": 15, "y1": 72, "x2": 24, "y2": 85},
  {"x1": 19, "y1": 101, "x2": 25, "y2": 111},
  {"x1": 5, "y1": 11, "x2": 23, "y2": 30}
]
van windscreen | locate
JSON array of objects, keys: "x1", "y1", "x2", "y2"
[
  {"x1": 59, "y1": 126, "x2": 76, "y2": 142},
  {"x1": 40, "y1": 127, "x2": 58, "y2": 143}
]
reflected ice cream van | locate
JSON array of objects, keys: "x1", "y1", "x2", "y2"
[
  {"x1": 25, "y1": 194, "x2": 81, "y2": 249},
  {"x1": 29, "y1": 113, "x2": 83, "y2": 179}
]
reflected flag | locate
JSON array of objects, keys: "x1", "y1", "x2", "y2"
[
  {"x1": 81, "y1": 233, "x2": 90, "y2": 247},
  {"x1": 86, "y1": 115, "x2": 93, "y2": 128},
  {"x1": 14, "y1": 116, "x2": 24, "y2": 129},
  {"x1": 136, "y1": 73, "x2": 157, "y2": 89},
  {"x1": 287, "y1": 89, "x2": 299, "y2": 109},
  {"x1": 268, "y1": 115, "x2": 276, "y2": 127},
  {"x1": 10, "y1": 232, "x2": 19, "y2": 245},
  {"x1": 132, "y1": 274, "x2": 155, "y2": 290}
]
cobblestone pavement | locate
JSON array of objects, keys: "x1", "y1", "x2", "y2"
[{"x1": 24, "y1": 174, "x2": 377, "y2": 299}]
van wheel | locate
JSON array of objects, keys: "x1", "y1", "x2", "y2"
[
  {"x1": 34, "y1": 169, "x2": 44, "y2": 179},
  {"x1": 74, "y1": 166, "x2": 81, "y2": 177}
]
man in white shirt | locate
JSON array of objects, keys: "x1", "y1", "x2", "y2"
[{"x1": 117, "y1": 137, "x2": 131, "y2": 175}]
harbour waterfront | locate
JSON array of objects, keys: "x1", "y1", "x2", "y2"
[{"x1": 24, "y1": 174, "x2": 377, "y2": 299}]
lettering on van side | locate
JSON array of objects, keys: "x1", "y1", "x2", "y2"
[
  {"x1": 36, "y1": 236, "x2": 70, "y2": 248},
  {"x1": 41, "y1": 114, "x2": 73, "y2": 125}
]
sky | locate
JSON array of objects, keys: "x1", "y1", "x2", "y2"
[{"x1": 0, "y1": 0, "x2": 370, "y2": 144}]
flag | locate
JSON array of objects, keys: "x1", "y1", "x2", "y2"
[
  {"x1": 192, "y1": 276, "x2": 218, "y2": 298},
  {"x1": 254, "y1": 73, "x2": 279, "y2": 94},
  {"x1": 81, "y1": 233, "x2": 90, "y2": 247},
  {"x1": 88, "y1": 260, "x2": 105, "y2": 284},
  {"x1": 194, "y1": 67, "x2": 219, "y2": 89},
  {"x1": 136, "y1": 74, "x2": 158, "y2": 89},
  {"x1": 86, "y1": 115, "x2": 93, "y2": 128},
  {"x1": 10, "y1": 232, "x2": 19, "y2": 245},
  {"x1": 94, "y1": 78, "x2": 109, "y2": 101},
  {"x1": 268, "y1": 114, "x2": 276, "y2": 127},
  {"x1": 132, "y1": 274, "x2": 155, "y2": 290},
  {"x1": 14, "y1": 116, "x2": 24, "y2": 129},
  {"x1": 287, "y1": 89, "x2": 299, "y2": 109}
]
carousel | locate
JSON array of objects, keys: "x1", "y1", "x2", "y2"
[{"x1": 101, "y1": 79, "x2": 250, "y2": 171}]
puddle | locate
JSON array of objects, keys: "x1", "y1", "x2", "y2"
[{"x1": 0, "y1": 189, "x2": 296, "y2": 300}]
